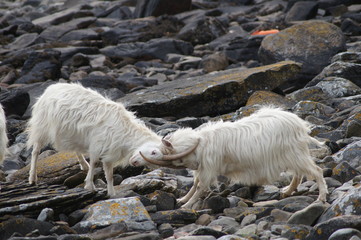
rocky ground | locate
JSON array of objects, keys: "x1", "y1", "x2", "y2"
[{"x1": 0, "y1": 0, "x2": 361, "y2": 239}]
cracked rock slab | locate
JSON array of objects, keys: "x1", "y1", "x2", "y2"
[{"x1": 120, "y1": 61, "x2": 301, "y2": 118}]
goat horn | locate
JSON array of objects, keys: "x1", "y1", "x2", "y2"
[
  {"x1": 139, "y1": 151, "x2": 171, "y2": 166},
  {"x1": 139, "y1": 151, "x2": 186, "y2": 169},
  {"x1": 162, "y1": 139, "x2": 199, "y2": 161}
]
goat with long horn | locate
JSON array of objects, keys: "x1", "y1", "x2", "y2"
[{"x1": 129, "y1": 107, "x2": 328, "y2": 209}]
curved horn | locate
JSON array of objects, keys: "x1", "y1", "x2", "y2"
[
  {"x1": 162, "y1": 139, "x2": 199, "y2": 161},
  {"x1": 139, "y1": 151, "x2": 185, "y2": 169},
  {"x1": 139, "y1": 151, "x2": 171, "y2": 166}
]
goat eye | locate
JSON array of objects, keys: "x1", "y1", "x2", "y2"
[{"x1": 151, "y1": 150, "x2": 156, "y2": 155}]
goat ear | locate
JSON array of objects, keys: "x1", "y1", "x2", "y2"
[{"x1": 162, "y1": 139, "x2": 173, "y2": 149}]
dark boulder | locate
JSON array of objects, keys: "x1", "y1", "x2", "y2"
[
  {"x1": 0, "y1": 88, "x2": 30, "y2": 117},
  {"x1": 134, "y1": 0, "x2": 191, "y2": 18}
]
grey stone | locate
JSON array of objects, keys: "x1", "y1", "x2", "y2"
[
  {"x1": 329, "y1": 228, "x2": 361, "y2": 240},
  {"x1": 234, "y1": 223, "x2": 257, "y2": 237},
  {"x1": 331, "y1": 140, "x2": 361, "y2": 168},
  {"x1": 293, "y1": 100, "x2": 335, "y2": 119},
  {"x1": 204, "y1": 195, "x2": 230, "y2": 214},
  {"x1": 240, "y1": 214, "x2": 256, "y2": 227},
  {"x1": 285, "y1": 1, "x2": 318, "y2": 22},
  {"x1": 158, "y1": 223, "x2": 174, "y2": 238},
  {"x1": 117, "y1": 169, "x2": 178, "y2": 194},
  {"x1": 6, "y1": 33, "x2": 44, "y2": 50},
  {"x1": 287, "y1": 86, "x2": 331, "y2": 103},
  {"x1": 208, "y1": 216, "x2": 240, "y2": 234},
  {"x1": 346, "y1": 120, "x2": 361, "y2": 138},
  {"x1": 177, "y1": 236, "x2": 216, "y2": 240},
  {"x1": 59, "y1": 28, "x2": 99, "y2": 42},
  {"x1": 37, "y1": 208, "x2": 54, "y2": 222},
  {"x1": 318, "y1": 185, "x2": 361, "y2": 223},
  {"x1": 0, "y1": 182, "x2": 105, "y2": 219},
  {"x1": 149, "y1": 190, "x2": 176, "y2": 211},
  {"x1": 281, "y1": 224, "x2": 312, "y2": 240},
  {"x1": 109, "y1": 232, "x2": 161, "y2": 240},
  {"x1": 332, "y1": 52, "x2": 361, "y2": 64},
  {"x1": 176, "y1": 117, "x2": 208, "y2": 129},
  {"x1": 287, "y1": 201, "x2": 328, "y2": 225},
  {"x1": 39, "y1": 17, "x2": 96, "y2": 41},
  {"x1": 173, "y1": 56, "x2": 202, "y2": 70},
  {"x1": 0, "y1": 88, "x2": 30, "y2": 117},
  {"x1": 259, "y1": 20, "x2": 346, "y2": 80},
  {"x1": 150, "y1": 209, "x2": 199, "y2": 225},
  {"x1": 217, "y1": 235, "x2": 248, "y2": 240},
  {"x1": 306, "y1": 61, "x2": 361, "y2": 88},
  {"x1": 0, "y1": 217, "x2": 54, "y2": 240},
  {"x1": 86, "y1": 222, "x2": 128, "y2": 240},
  {"x1": 74, "y1": 197, "x2": 155, "y2": 233},
  {"x1": 190, "y1": 226, "x2": 226, "y2": 238},
  {"x1": 270, "y1": 209, "x2": 292, "y2": 222},
  {"x1": 9, "y1": 152, "x2": 82, "y2": 185},
  {"x1": 218, "y1": 35, "x2": 262, "y2": 63},
  {"x1": 332, "y1": 161, "x2": 361, "y2": 183},
  {"x1": 100, "y1": 38, "x2": 193, "y2": 62},
  {"x1": 273, "y1": 196, "x2": 315, "y2": 213},
  {"x1": 223, "y1": 206, "x2": 274, "y2": 222},
  {"x1": 32, "y1": 5, "x2": 93, "y2": 28},
  {"x1": 253, "y1": 185, "x2": 280, "y2": 202},
  {"x1": 201, "y1": 52, "x2": 229, "y2": 73},
  {"x1": 15, "y1": 49, "x2": 61, "y2": 84},
  {"x1": 316, "y1": 77, "x2": 361, "y2": 98},
  {"x1": 134, "y1": 0, "x2": 191, "y2": 18},
  {"x1": 177, "y1": 15, "x2": 227, "y2": 45},
  {"x1": 121, "y1": 61, "x2": 301, "y2": 118},
  {"x1": 308, "y1": 215, "x2": 361, "y2": 240}
]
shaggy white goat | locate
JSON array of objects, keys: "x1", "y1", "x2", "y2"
[
  {"x1": 130, "y1": 107, "x2": 328, "y2": 208},
  {"x1": 0, "y1": 103, "x2": 8, "y2": 165},
  {"x1": 27, "y1": 83, "x2": 161, "y2": 196}
]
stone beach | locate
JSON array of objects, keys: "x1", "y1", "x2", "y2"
[{"x1": 1, "y1": 0, "x2": 361, "y2": 239}]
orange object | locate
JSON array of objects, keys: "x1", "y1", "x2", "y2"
[{"x1": 251, "y1": 29, "x2": 279, "y2": 36}]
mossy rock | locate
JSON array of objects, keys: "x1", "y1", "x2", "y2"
[
  {"x1": 246, "y1": 90, "x2": 296, "y2": 109},
  {"x1": 259, "y1": 20, "x2": 346, "y2": 78},
  {"x1": 10, "y1": 152, "x2": 81, "y2": 185}
]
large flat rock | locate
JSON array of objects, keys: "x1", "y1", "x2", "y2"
[{"x1": 120, "y1": 61, "x2": 301, "y2": 118}]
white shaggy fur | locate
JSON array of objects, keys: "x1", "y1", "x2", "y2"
[
  {"x1": 130, "y1": 107, "x2": 328, "y2": 208},
  {"x1": 27, "y1": 83, "x2": 161, "y2": 196},
  {"x1": 0, "y1": 104, "x2": 8, "y2": 165}
]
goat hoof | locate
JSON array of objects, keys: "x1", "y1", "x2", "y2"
[
  {"x1": 280, "y1": 192, "x2": 290, "y2": 199},
  {"x1": 28, "y1": 178, "x2": 37, "y2": 185}
]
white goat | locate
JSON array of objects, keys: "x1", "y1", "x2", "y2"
[
  {"x1": 0, "y1": 103, "x2": 8, "y2": 165},
  {"x1": 27, "y1": 83, "x2": 161, "y2": 196},
  {"x1": 130, "y1": 107, "x2": 328, "y2": 208}
]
